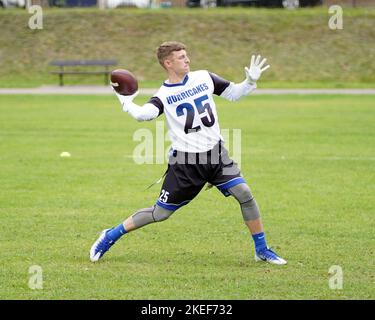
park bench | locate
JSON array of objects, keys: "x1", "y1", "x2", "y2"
[{"x1": 50, "y1": 59, "x2": 118, "y2": 86}]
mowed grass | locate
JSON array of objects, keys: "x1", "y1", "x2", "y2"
[
  {"x1": 0, "y1": 94, "x2": 374, "y2": 299},
  {"x1": 1, "y1": 7, "x2": 375, "y2": 88}
]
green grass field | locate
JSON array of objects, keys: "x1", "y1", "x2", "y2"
[
  {"x1": 1, "y1": 7, "x2": 375, "y2": 88},
  {"x1": 0, "y1": 94, "x2": 374, "y2": 299}
]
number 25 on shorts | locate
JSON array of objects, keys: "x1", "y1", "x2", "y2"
[{"x1": 159, "y1": 189, "x2": 169, "y2": 203}]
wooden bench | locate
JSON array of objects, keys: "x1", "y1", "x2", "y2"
[{"x1": 50, "y1": 60, "x2": 118, "y2": 86}]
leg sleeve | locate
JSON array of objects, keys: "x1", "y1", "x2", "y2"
[
  {"x1": 132, "y1": 204, "x2": 175, "y2": 228},
  {"x1": 228, "y1": 183, "x2": 261, "y2": 221}
]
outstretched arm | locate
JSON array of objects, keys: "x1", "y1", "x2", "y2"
[
  {"x1": 114, "y1": 90, "x2": 161, "y2": 122},
  {"x1": 220, "y1": 54, "x2": 270, "y2": 102}
]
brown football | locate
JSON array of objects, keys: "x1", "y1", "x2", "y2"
[{"x1": 110, "y1": 69, "x2": 138, "y2": 96}]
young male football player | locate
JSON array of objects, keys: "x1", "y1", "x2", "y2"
[{"x1": 90, "y1": 41, "x2": 287, "y2": 265}]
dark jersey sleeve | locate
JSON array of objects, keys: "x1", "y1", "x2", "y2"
[
  {"x1": 209, "y1": 72, "x2": 231, "y2": 96},
  {"x1": 147, "y1": 96, "x2": 164, "y2": 117}
]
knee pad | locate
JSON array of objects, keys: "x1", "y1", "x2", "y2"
[
  {"x1": 228, "y1": 183, "x2": 260, "y2": 221},
  {"x1": 132, "y1": 206, "x2": 155, "y2": 228},
  {"x1": 152, "y1": 204, "x2": 174, "y2": 222},
  {"x1": 228, "y1": 183, "x2": 252, "y2": 204},
  {"x1": 132, "y1": 205, "x2": 175, "y2": 228}
]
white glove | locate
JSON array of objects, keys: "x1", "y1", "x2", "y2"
[
  {"x1": 244, "y1": 54, "x2": 270, "y2": 84},
  {"x1": 113, "y1": 88, "x2": 139, "y2": 112}
]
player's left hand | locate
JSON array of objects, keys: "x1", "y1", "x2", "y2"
[{"x1": 245, "y1": 55, "x2": 270, "y2": 84}]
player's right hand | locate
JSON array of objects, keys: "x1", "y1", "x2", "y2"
[{"x1": 112, "y1": 88, "x2": 139, "y2": 112}]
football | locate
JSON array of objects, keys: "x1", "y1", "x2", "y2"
[{"x1": 110, "y1": 69, "x2": 138, "y2": 96}]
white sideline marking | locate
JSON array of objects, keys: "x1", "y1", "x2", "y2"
[{"x1": 1, "y1": 87, "x2": 375, "y2": 95}]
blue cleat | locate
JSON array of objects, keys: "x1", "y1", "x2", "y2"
[
  {"x1": 90, "y1": 229, "x2": 115, "y2": 262},
  {"x1": 255, "y1": 247, "x2": 287, "y2": 265}
]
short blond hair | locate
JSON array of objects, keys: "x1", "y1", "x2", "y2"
[{"x1": 157, "y1": 41, "x2": 187, "y2": 68}]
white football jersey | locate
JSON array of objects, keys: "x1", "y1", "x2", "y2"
[{"x1": 148, "y1": 70, "x2": 231, "y2": 153}]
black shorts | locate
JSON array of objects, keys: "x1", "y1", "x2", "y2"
[{"x1": 156, "y1": 141, "x2": 245, "y2": 211}]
